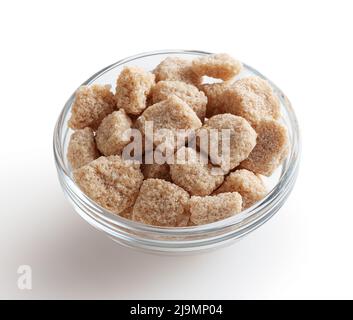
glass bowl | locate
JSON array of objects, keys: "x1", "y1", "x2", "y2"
[{"x1": 53, "y1": 50, "x2": 301, "y2": 254}]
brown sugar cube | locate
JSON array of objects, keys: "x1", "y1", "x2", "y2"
[
  {"x1": 115, "y1": 66, "x2": 155, "y2": 115},
  {"x1": 153, "y1": 57, "x2": 201, "y2": 86},
  {"x1": 214, "y1": 169, "x2": 267, "y2": 209},
  {"x1": 73, "y1": 155, "x2": 143, "y2": 214},
  {"x1": 95, "y1": 109, "x2": 132, "y2": 156},
  {"x1": 225, "y1": 76, "x2": 280, "y2": 124},
  {"x1": 67, "y1": 127, "x2": 100, "y2": 169},
  {"x1": 240, "y1": 119, "x2": 289, "y2": 176},
  {"x1": 169, "y1": 147, "x2": 224, "y2": 196},
  {"x1": 198, "y1": 114, "x2": 257, "y2": 172},
  {"x1": 192, "y1": 53, "x2": 242, "y2": 81},
  {"x1": 132, "y1": 179, "x2": 190, "y2": 227},
  {"x1": 141, "y1": 163, "x2": 171, "y2": 181},
  {"x1": 151, "y1": 80, "x2": 207, "y2": 121},
  {"x1": 200, "y1": 82, "x2": 234, "y2": 118},
  {"x1": 189, "y1": 192, "x2": 242, "y2": 225},
  {"x1": 68, "y1": 85, "x2": 116, "y2": 130},
  {"x1": 135, "y1": 95, "x2": 202, "y2": 150}
]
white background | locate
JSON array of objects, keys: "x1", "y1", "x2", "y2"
[{"x1": 0, "y1": 0, "x2": 352, "y2": 299}]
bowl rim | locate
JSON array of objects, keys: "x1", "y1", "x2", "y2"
[{"x1": 53, "y1": 49, "x2": 301, "y2": 239}]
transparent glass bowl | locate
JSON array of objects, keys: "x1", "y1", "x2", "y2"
[{"x1": 53, "y1": 50, "x2": 301, "y2": 254}]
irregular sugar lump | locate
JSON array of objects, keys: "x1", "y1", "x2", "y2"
[
  {"x1": 115, "y1": 66, "x2": 155, "y2": 115},
  {"x1": 189, "y1": 192, "x2": 242, "y2": 225},
  {"x1": 240, "y1": 119, "x2": 289, "y2": 176},
  {"x1": 225, "y1": 76, "x2": 280, "y2": 124},
  {"x1": 153, "y1": 57, "x2": 201, "y2": 86},
  {"x1": 67, "y1": 127, "x2": 100, "y2": 169},
  {"x1": 197, "y1": 113, "x2": 257, "y2": 172},
  {"x1": 214, "y1": 169, "x2": 267, "y2": 209},
  {"x1": 132, "y1": 179, "x2": 190, "y2": 227},
  {"x1": 68, "y1": 84, "x2": 116, "y2": 130},
  {"x1": 73, "y1": 156, "x2": 143, "y2": 214},
  {"x1": 169, "y1": 147, "x2": 224, "y2": 196},
  {"x1": 95, "y1": 109, "x2": 132, "y2": 156},
  {"x1": 200, "y1": 81, "x2": 234, "y2": 118},
  {"x1": 135, "y1": 95, "x2": 202, "y2": 150},
  {"x1": 192, "y1": 53, "x2": 242, "y2": 81},
  {"x1": 151, "y1": 80, "x2": 207, "y2": 121}
]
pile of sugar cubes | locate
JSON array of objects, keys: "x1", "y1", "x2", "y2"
[{"x1": 67, "y1": 53, "x2": 288, "y2": 227}]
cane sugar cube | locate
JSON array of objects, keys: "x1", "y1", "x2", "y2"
[
  {"x1": 241, "y1": 119, "x2": 289, "y2": 176},
  {"x1": 73, "y1": 156, "x2": 143, "y2": 214},
  {"x1": 95, "y1": 109, "x2": 132, "y2": 156},
  {"x1": 67, "y1": 127, "x2": 100, "y2": 169},
  {"x1": 189, "y1": 192, "x2": 242, "y2": 225},
  {"x1": 214, "y1": 169, "x2": 267, "y2": 209},
  {"x1": 170, "y1": 147, "x2": 224, "y2": 196},
  {"x1": 151, "y1": 80, "x2": 207, "y2": 121},
  {"x1": 132, "y1": 179, "x2": 190, "y2": 227},
  {"x1": 115, "y1": 66, "x2": 155, "y2": 115},
  {"x1": 192, "y1": 53, "x2": 242, "y2": 80},
  {"x1": 68, "y1": 85, "x2": 116, "y2": 130}
]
